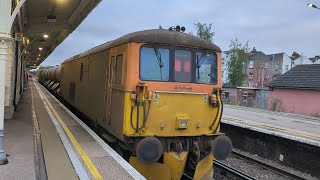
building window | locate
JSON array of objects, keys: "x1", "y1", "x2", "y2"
[
  {"x1": 265, "y1": 62, "x2": 269, "y2": 68},
  {"x1": 249, "y1": 60, "x2": 254, "y2": 69},
  {"x1": 285, "y1": 65, "x2": 289, "y2": 72},
  {"x1": 223, "y1": 92, "x2": 230, "y2": 100},
  {"x1": 140, "y1": 47, "x2": 170, "y2": 81},
  {"x1": 243, "y1": 92, "x2": 248, "y2": 102}
]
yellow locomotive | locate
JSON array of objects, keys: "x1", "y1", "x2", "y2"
[{"x1": 39, "y1": 29, "x2": 232, "y2": 180}]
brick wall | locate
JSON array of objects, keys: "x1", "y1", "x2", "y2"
[{"x1": 269, "y1": 88, "x2": 320, "y2": 116}]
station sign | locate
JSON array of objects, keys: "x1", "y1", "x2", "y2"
[{"x1": 15, "y1": 32, "x2": 23, "y2": 41}]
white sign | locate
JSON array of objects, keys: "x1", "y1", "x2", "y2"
[
  {"x1": 15, "y1": 32, "x2": 23, "y2": 41},
  {"x1": 153, "y1": 93, "x2": 160, "y2": 103}
]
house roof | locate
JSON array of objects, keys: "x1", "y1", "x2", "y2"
[
  {"x1": 269, "y1": 64, "x2": 320, "y2": 90},
  {"x1": 250, "y1": 51, "x2": 265, "y2": 56},
  {"x1": 237, "y1": 87, "x2": 269, "y2": 90}
]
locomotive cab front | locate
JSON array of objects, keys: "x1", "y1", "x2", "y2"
[{"x1": 121, "y1": 30, "x2": 232, "y2": 180}]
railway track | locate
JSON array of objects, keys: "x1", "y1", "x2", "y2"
[
  {"x1": 231, "y1": 151, "x2": 309, "y2": 180},
  {"x1": 214, "y1": 159, "x2": 256, "y2": 180},
  {"x1": 182, "y1": 160, "x2": 255, "y2": 180},
  {"x1": 183, "y1": 151, "x2": 311, "y2": 180}
]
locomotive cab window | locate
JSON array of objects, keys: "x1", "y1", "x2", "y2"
[
  {"x1": 174, "y1": 50, "x2": 192, "y2": 82},
  {"x1": 196, "y1": 52, "x2": 217, "y2": 84},
  {"x1": 140, "y1": 47, "x2": 169, "y2": 81},
  {"x1": 140, "y1": 45, "x2": 218, "y2": 85}
]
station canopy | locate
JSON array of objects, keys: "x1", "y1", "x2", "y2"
[{"x1": 17, "y1": 0, "x2": 101, "y2": 68}]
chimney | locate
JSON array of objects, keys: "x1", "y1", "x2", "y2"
[{"x1": 292, "y1": 52, "x2": 300, "y2": 57}]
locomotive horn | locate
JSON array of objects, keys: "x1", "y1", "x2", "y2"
[{"x1": 136, "y1": 137, "x2": 163, "y2": 164}]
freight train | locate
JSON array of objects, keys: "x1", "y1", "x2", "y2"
[{"x1": 38, "y1": 28, "x2": 232, "y2": 180}]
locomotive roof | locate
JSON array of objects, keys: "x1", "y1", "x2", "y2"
[{"x1": 63, "y1": 29, "x2": 221, "y2": 64}]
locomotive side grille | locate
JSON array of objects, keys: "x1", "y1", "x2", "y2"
[{"x1": 69, "y1": 82, "x2": 76, "y2": 102}]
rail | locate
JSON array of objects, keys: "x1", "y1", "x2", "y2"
[
  {"x1": 232, "y1": 151, "x2": 309, "y2": 180},
  {"x1": 182, "y1": 160, "x2": 255, "y2": 180},
  {"x1": 214, "y1": 160, "x2": 256, "y2": 180}
]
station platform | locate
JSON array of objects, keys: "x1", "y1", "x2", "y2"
[
  {"x1": 222, "y1": 104, "x2": 320, "y2": 147},
  {"x1": 0, "y1": 80, "x2": 145, "y2": 180}
]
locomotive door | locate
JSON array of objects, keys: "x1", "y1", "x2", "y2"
[
  {"x1": 106, "y1": 54, "x2": 123, "y2": 126},
  {"x1": 106, "y1": 56, "x2": 115, "y2": 124}
]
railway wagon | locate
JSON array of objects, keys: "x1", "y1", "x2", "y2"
[{"x1": 39, "y1": 29, "x2": 232, "y2": 180}]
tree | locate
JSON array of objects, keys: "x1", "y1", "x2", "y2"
[
  {"x1": 37, "y1": 65, "x2": 55, "y2": 70},
  {"x1": 226, "y1": 38, "x2": 250, "y2": 87},
  {"x1": 194, "y1": 22, "x2": 214, "y2": 42}
]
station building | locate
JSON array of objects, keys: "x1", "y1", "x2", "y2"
[{"x1": 0, "y1": 0, "x2": 101, "y2": 165}]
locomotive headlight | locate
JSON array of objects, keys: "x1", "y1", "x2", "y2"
[
  {"x1": 180, "y1": 120, "x2": 188, "y2": 128},
  {"x1": 176, "y1": 117, "x2": 188, "y2": 129}
]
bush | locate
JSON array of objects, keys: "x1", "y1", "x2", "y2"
[
  {"x1": 271, "y1": 98, "x2": 282, "y2": 112},
  {"x1": 311, "y1": 113, "x2": 320, "y2": 117}
]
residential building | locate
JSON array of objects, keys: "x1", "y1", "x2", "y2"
[
  {"x1": 245, "y1": 48, "x2": 292, "y2": 87},
  {"x1": 222, "y1": 86, "x2": 237, "y2": 104},
  {"x1": 222, "y1": 86, "x2": 269, "y2": 109},
  {"x1": 310, "y1": 55, "x2": 320, "y2": 64},
  {"x1": 268, "y1": 64, "x2": 320, "y2": 116},
  {"x1": 290, "y1": 52, "x2": 313, "y2": 67}
]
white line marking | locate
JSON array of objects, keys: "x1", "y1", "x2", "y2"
[
  {"x1": 38, "y1": 81, "x2": 146, "y2": 180},
  {"x1": 34, "y1": 82, "x2": 90, "y2": 180}
]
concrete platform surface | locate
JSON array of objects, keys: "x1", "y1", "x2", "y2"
[
  {"x1": 33, "y1": 81, "x2": 145, "y2": 180},
  {"x1": 222, "y1": 105, "x2": 320, "y2": 146},
  {"x1": 0, "y1": 80, "x2": 145, "y2": 180},
  {"x1": 0, "y1": 84, "x2": 35, "y2": 180}
]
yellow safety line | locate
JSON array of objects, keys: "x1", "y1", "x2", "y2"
[
  {"x1": 223, "y1": 116, "x2": 320, "y2": 141},
  {"x1": 35, "y1": 83, "x2": 103, "y2": 180}
]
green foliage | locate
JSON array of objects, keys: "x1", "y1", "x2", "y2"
[
  {"x1": 311, "y1": 112, "x2": 320, "y2": 117},
  {"x1": 226, "y1": 38, "x2": 250, "y2": 87},
  {"x1": 37, "y1": 65, "x2": 55, "y2": 70},
  {"x1": 194, "y1": 22, "x2": 214, "y2": 42},
  {"x1": 271, "y1": 98, "x2": 281, "y2": 112}
]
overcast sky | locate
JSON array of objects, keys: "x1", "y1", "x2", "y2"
[{"x1": 42, "y1": 0, "x2": 320, "y2": 66}]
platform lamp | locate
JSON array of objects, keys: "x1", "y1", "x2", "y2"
[
  {"x1": 24, "y1": 48, "x2": 44, "y2": 67},
  {"x1": 307, "y1": 4, "x2": 320, "y2": 10},
  {"x1": 19, "y1": 34, "x2": 48, "y2": 60}
]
